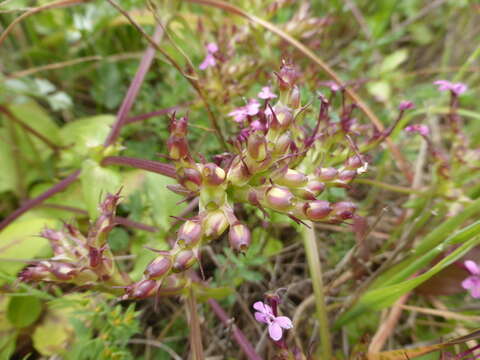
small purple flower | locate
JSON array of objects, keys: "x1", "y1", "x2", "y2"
[
  {"x1": 228, "y1": 99, "x2": 260, "y2": 123},
  {"x1": 199, "y1": 42, "x2": 219, "y2": 70},
  {"x1": 462, "y1": 260, "x2": 480, "y2": 298},
  {"x1": 258, "y1": 86, "x2": 277, "y2": 100},
  {"x1": 398, "y1": 101, "x2": 414, "y2": 111},
  {"x1": 433, "y1": 80, "x2": 468, "y2": 96},
  {"x1": 405, "y1": 124, "x2": 430, "y2": 137},
  {"x1": 253, "y1": 301, "x2": 293, "y2": 341},
  {"x1": 320, "y1": 81, "x2": 342, "y2": 92}
]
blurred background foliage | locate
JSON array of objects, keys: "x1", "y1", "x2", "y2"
[{"x1": 1, "y1": 0, "x2": 480, "y2": 358}]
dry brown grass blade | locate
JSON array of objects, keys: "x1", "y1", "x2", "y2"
[
  {"x1": 0, "y1": 0, "x2": 91, "y2": 47},
  {"x1": 186, "y1": 0, "x2": 412, "y2": 182}
]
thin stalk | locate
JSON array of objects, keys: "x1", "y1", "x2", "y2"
[
  {"x1": 353, "y1": 178, "x2": 426, "y2": 195},
  {"x1": 101, "y1": 156, "x2": 176, "y2": 178},
  {"x1": 124, "y1": 102, "x2": 191, "y2": 125},
  {"x1": 301, "y1": 222, "x2": 332, "y2": 359},
  {"x1": 104, "y1": 25, "x2": 164, "y2": 146},
  {"x1": 0, "y1": 170, "x2": 81, "y2": 231},
  {"x1": 186, "y1": 288, "x2": 204, "y2": 360}
]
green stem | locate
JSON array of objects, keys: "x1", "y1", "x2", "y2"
[{"x1": 301, "y1": 222, "x2": 332, "y2": 359}]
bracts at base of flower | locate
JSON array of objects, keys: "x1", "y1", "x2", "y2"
[
  {"x1": 144, "y1": 256, "x2": 172, "y2": 280},
  {"x1": 177, "y1": 219, "x2": 203, "y2": 248},
  {"x1": 203, "y1": 209, "x2": 229, "y2": 239},
  {"x1": 172, "y1": 249, "x2": 198, "y2": 273},
  {"x1": 229, "y1": 222, "x2": 251, "y2": 253}
]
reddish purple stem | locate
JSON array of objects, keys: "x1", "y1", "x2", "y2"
[
  {"x1": 0, "y1": 170, "x2": 81, "y2": 231},
  {"x1": 124, "y1": 102, "x2": 192, "y2": 125},
  {"x1": 104, "y1": 25, "x2": 164, "y2": 146},
  {"x1": 101, "y1": 156, "x2": 176, "y2": 179}
]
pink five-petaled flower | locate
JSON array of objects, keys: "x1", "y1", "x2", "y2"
[
  {"x1": 433, "y1": 80, "x2": 468, "y2": 96},
  {"x1": 199, "y1": 42, "x2": 219, "y2": 70},
  {"x1": 228, "y1": 99, "x2": 261, "y2": 123},
  {"x1": 253, "y1": 301, "x2": 293, "y2": 341},
  {"x1": 405, "y1": 124, "x2": 430, "y2": 137},
  {"x1": 462, "y1": 260, "x2": 480, "y2": 298},
  {"x1": 258, "y1": 86, "x2": 277, "y2": 100}
]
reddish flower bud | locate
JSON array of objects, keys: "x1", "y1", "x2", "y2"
[
  {"x1": 145, "y1": 256, "x2": 172, "y2": 280},
  {"x1": 50, "y1": 262, "x2": 77, "y2": 281},
  {"x1": 170, "y1": 116, "x2": 188, "y2": 136},
  {"x1": 331, "y1": 201, "x2": 357, "y2": 220},
  {"x1": 398, "y1": 101, "x2": 414, "y2": 111},
  {"x1": 247, "y1": 133, "x2": 268, "y2": 161},
  {"x1": 228, "y1": 223, "x2": 251, "y2": 252},
  {"x1": 315, "y1": 167, "x2": 338, "y2": 181},
  {"x1": 202, "y1": 163, "x2": 226, "y2": 186},
  {"x1": 167, "y1": 137, "x2": 189, "y2": 160},
  {"x1": 172, "y1": 250, "x2": 197, "y2": 272},
  {"x1": 265, "y1": 186, "x2": 295, "y2": 211},
  {"x1": 289, "y1": 85, "x2": 301, "y2": 108},
  {"x1": 19, "y1": 263, "x2": 50, "y2": 282},
  {"x1": 306, "y1": 180, "x2": 325, "y2": 196},
  {"x1": 345, "y1": 156, "x2": 363, "y2": 169},
  {"x1": 304, "y1": 200, "x2": 332, "y2": 220},
  {"x1": 338, "y1": 170, "x2": 356, "y2": 182},
  {"x1": 178, "y1": 167, "x2": 202, "y2": 191},
  {"x1": 177, "y1": 220, "x2": 203, "y2": 247},
  {"x1": 129, "y1": 279, "x2": 158, "y2": 299},
  {"x1": 275, "y1": 169, "x2": 308, "y2": 188},
  {"x1": 203, "y1": 210, "x2": 229, "y2": 238},
  {"x1": 274, "y1": 106, "x2": 294, "y2": 128},
  {"x1": 277, "y1": 62, "x2": 301, "y2": 90}
]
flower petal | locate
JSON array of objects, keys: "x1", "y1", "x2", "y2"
[
  {"x1": 465, "y1": 260, "x2": 480, "y2": 275},
  {"x1": 268, "y1": 322, "x2": 283, "y2": 341},
  {"x1": 462, "y1": 277, "x2": 476, "y2": 290},
  {"x1": 471, "y1": 285, "x2": 480, "y2": 299},
  {"x1": 254, "y1": 312, "x2": 268, "y2": 324},
  {"x1": 274, "y1": 316, "x2": 293, "y2": 329},
  {"x1": 253, "y1": 301, "x2": 266, "y2": 313}
]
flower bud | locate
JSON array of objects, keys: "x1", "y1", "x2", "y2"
[
  {"x1": 203, "y1": 210, "x2": 229, "y2": 238},
  {"x1": 274, "y1": 106, "x2": 294, "y2": 128},
  {"x1": 130, "y1": 279, "x2": 158, "y2": 299},
  {"x1": 274, "y1": 169, "x2": 308, "y2": 188},
  {"x1": 178, "y1": 167, "x2": 202, "y2": 191},
  {"x1": 228, "y1": 223, "x2": 251, "y2": 253},
  {"x1": 345, "y1": 156, "x2": 363, "y2": 169},
  {"x1": 338, "y1": 169, "x2": 356, "y2": 182},
  {"x1": 50, "y1": 262, "x2": 77, "y2": 281},
  {"x1": 273, "y1": 132, "x2": 292, "y2": 155},
  {"x1": 265, "y1": 186, "x2": 295, "y2": 211},
  {"x1": 172, "y1": 250, "x2": 197, "y2": 272},
  {"x1": 145, "y1": 256, "x2": 172, "y2": 280},
  {"x1": 170, "y1": 116, "x2": 188, "y2": 136},
  {"x1": 278, "y1": 62, "x2": 300, "y2": 90},
  {"x1": 306, "y1": 179, "x2": 325, "y2": 196},
  {"x1": 247, "y1": 133, "x2": 268, "y2": 161},
  {"x1": 167, "y1": 137, "x2": 189, "y2": 160},
  {"x1": 304, "y1": 200, "x2": 332, "y2": 221},
  {"x1": 398, "y1": 101, "x2": 414, "y2": 111},
  {"x1": 331, "y1": 201, "x2": 357, "y2": 220},
  {"x1": 202, "y1": 163, "x2": 226, "y2": 186},
  {"x1": 177, "y1": 220, "x2": 202, "y2": 247},
  {"x1": 289, "y1": 85, "x2": 301, "y2": 108},
  {"x1": 227, "y1": 158, "x2": 251, "y2": 186},
  {"x1": 19, "y1": 263, "x2": 50, "y2": 282},
  {"x1": 315, "y1": 167, "x2": 338, "y2": 181}
]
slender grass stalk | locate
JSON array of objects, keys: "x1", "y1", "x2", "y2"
[
  {"x1": 187, "y1": 288, "x2": 205, "y2": 360},
  {"x1": 301, "y1": 222, "x2": 332, "y2": 359},
  {"x1": 101, "y1": 156, "x2": 176, "y2": 178}
]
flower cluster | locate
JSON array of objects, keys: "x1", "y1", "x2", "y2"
[
  {"x1": 120, "y1": 62, "x2": 413, "y2": 300},
  {"x1": 20, "y1": 192, "x2": 124, "y2": 287}
]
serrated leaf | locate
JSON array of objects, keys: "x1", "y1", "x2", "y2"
[
  {"x1": 80, "y1": 159, "x2": 121, "y2": 218},
  {"x1": 7, "y1": 296, "x2": 42, "y2": 328}
]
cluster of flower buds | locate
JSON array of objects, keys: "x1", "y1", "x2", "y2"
[{"x1": 20, "y1": 192, "x2": 125, "y2": 287}]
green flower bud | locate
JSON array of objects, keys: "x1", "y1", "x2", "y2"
[
  {"x1": 247, "y1": 133, "x2": 268, "y2": 161},
  {"x1": 265, "y1": 186, "x2": 296, "y2": 211},
  {"x1": 202, "y1": 163, "x2": 226, "y2": 186},
  {"x1": 203, "y1": 210, "x2": 229, "y2": 238},
  {"x1": 177, "y1": 220, "x2": 203, "y2": 248}
]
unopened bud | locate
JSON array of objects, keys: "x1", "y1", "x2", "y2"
[
  {"x1": 338, "y1": 169, "x2": 356, "y2": 182},
  {"x1": 278, "y1": 62, "x2": 300, "y2": 90},
  {"x1": 265, "y1": 186, "x2": 295, "y2": 211},
  {"x1": 228, "y1": 223, "x2": 251, "y2": 252},
  {"x1": 345, "y1": 156, "x2": 363, "y2": 169},
  {"x1": 179, "y1": 167, "x2": 202, "y2": 191},
  {"x1": 177, "y1": 220, "x2": 202, "y2": 247},
  {"x1": 289, "y1": 85, "x2": 301, "y2": 108},
  {"x1": 316, "y1": 167, "x2": 338, "y2": 181},
  {"x1": 202, "y1": 163, "x2": 226, "y2": 186},
  {"x1": 130, "y1": 279, "x2": 158, "y2": 299},
  {"x1": 227, "y1": 158, "x2": 251, "y2": 186},
  {"x1": 398, "y1": 101, "x2": 414, "y2": 111},
  {"x1": 275, "y1": 168, "x2": 308, "y2": 188},
  {"x1": 172, "y1": 250, "x2": 197, "y2": 272},
  {"x1": 331, "y1": 201, "x2": 357, "y2": 220},
  {"x1": 275, "y1": 106, "x2": 294, "y2": 128},
  {"x1": 170, "y1": 116, "x2": 188, "y2": 136},
  {"x1": 304, "y1": 200, "x2": 332, "y2": 220},
  {"x1": 50, "y1": 262, "x2": 77, "y2": 281},
  {"x1": 19, "y1": 263, "x2": 50, "y2": 282},
  {"x1": 306, "y1": 180, "x2": 325, "y2": 196},
  {"x1": 273, "y1": 132, "x2": 292, "y2": 155},
  {"x1": 145, "y1": 256, "x2": 172, "y2": 280},
  {"x1": 167, "y1": 137, "x2": 189, "y2": 160},
  {"x1": 203, "y1": 210, "x2": 229, "y2": 238},
  {"x1": 247, "y1": 133, "x2": 268, "y2": 161}
]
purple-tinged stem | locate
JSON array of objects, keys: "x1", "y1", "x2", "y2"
[
  {"x1": 0, "y1": 170, "x2": 81, "y2": 231},
  {"x1": 124, "y1": 102, "x2": 192, "y2": 125},
  {"x1": 207, "y1": 298, "x2": 262, "y2": 360},
  {"x1": 101, "y1": 156, "x2": 176, "y2": 179},
  {"x1": 104, "y1": 25, "x2": 164, "y2": 147}
]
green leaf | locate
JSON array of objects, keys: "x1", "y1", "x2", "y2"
[
  {"x1": 379, "y1": 49, "x2": 408, "y2": 73},
  {"x1": 0, "y1": 217, "x2": 56, "y2": 285},
  {"x1": 7, "y1": 296, "x2": 42, "y2": 328},
  {"x1": 80, "y1": 159, "x2": 121, "y2": 218},
  {"x1": 367, "y1": 81, "x2": 391, "y2": 102},
  {"x1": 0, "y1": 128, "x2": 16, "y2": 193}
]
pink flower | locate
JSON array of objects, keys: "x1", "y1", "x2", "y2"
[
  {"x1": 398, "y1": 101, "x2": 414, "y2": 111},
  {"x1": 434, "y1": 80, "x2": 468, "y2": 96},
  {"x1": 405, "y1": 124, "x2": 430, "y2": 137},
  {"x1": 258, "y1": 86, "x2": 277, "y2": 100},
  {"x1": 462, "y1": 260, "x2": 480, "y2": 298},
  {"x1": 253, "y1": 301, "x2": 293, "y2": 341},
  {"x1": 199, "y1": 42, "x2": 219, "y2": 70},
  {"x1": 228, "y1": 99, "x2": 260, "y2": 123}
]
